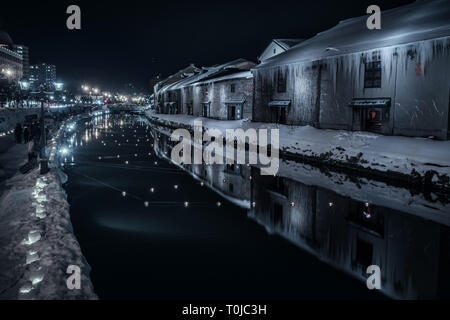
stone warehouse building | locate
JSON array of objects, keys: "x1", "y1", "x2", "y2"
[
  {"x1": 252, "y1": 0, "x2": 450, "y2": 139},
  {"x1": 156, "y1": 59, "x2": 255, "y2": 120}
]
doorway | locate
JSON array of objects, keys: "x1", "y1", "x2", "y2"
[
  {"x1": 202, "y1": 103, "x2": 210, "y2": 118},
  {"x1": 270, "y1": 107, "x2": 287, "y2": 124},
  {"x1": 227, "y1": 104, "x2": 242, "y2": 120}
]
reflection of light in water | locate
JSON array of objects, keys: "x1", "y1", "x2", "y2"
[{"x1": 363, "y1": 202, "x2": 372, "y2": 218}]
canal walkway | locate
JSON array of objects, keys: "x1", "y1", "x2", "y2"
[{"x1": 145, "y1": 110, "x2": 450, "y2": 190}]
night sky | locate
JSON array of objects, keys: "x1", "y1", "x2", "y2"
[{"x1": 1, "y1": 0, "x2": 414, "y2": 93}]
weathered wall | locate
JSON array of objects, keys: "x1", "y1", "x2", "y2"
[
  {"x1": 253, "y1": 38, "x2": 450, "y2": 139},
  {"x1": 393, "y1": 45, "x2": 450, "y2": 138}
]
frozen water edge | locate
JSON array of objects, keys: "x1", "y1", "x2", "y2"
[
  {"x1": 145, "y1": 110, "x2": 450, "y2": 190},
  {"x1": 0, "y1": 126, "x2": 97, "y2": 300}
]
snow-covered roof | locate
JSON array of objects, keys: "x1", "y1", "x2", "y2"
[
  {"x1": 257, "y1": 0, "x2": 450, "y2": 69},
  {"x1": 194, "y1": 71, "x2": 253, "y2": 85},
  {"x1": 273, "y1": 39, "x2": 305, "y2": 50},
  {"x1": 159, "y1": 59, "x2": 255, "y2": 93}
]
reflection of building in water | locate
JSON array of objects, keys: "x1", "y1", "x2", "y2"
[
  {"x1": 151, "y1": 129, "x2": 251, "y2": 205},
  {"x1": 250, "y1": 167, "x2": 450, "y2": 299},
  {"x1": 151, "y1": 126, "x2": 450, "y2": 299}
]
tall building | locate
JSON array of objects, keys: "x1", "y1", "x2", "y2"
[
  {"x1": 29, "y1": 63, "x2": 56, "y2": 89},
  {"x1": 14, "y1": 45, "x2": 29, "y2": 80},
  {"x1": 0, "y1": 30, "x2": 23, "y2": 81}
]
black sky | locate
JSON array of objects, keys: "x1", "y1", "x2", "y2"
[{"x1": 1, "y1": 0, "x2": 414, "y2": 93}]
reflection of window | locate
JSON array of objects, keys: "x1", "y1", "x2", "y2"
[
  {"x1": 225, "y1": 164, "x2": 241, "y2": 175},
  {"x1": 267, "y1": 176, "x2": 288, "y2": 197},
  {"x1": 355, "y1": 238, "x2": 373, "y2": 269},
  {"x1": 229, "y1": 183, "x2": 234, "y2": 193},
  {"x1": 364, "y1": 53, "x2": 381, "y2": 88},
  {"x1": 272, "y1": 203, "x2": 284, "y2": 227},
  {"x1": 347, "y1": 201, "x2": 384, "y2": 236},
  {"x1": 277, "y1": 69, "x2": 286, "y2": 93}
]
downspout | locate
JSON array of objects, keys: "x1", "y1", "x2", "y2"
[
  {"x1": 392, "y1": 52, "x2": 399, "y2": 135},
  {"x1": 314, "y1": 62, "x2": 322, "y2": 128}
]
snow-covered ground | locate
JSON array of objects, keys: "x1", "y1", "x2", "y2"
[
  {"x1": 145, "y1": 110, "x2": 450, "y2": 189},
  {"x1": 0, "y1": 122, "x2": 97, "y2": 300}
]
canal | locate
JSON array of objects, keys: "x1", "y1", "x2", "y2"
[{"x1": 61, "y1": 112, "x2": 450, "y2": 299}]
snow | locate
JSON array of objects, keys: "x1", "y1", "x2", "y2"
[
  {"x1": 146, "y1": 110, "x2": 450, "y2": 189},
  {"x1": 274, "y1": 159, "x2": 450, "y2": 226},
  {"x1": 160, "y1": 59, "x2": 255, "y2": 93},
  {"x1": 258, "y1": 0, "x2": 450, "y2": 69},
  {"x1": 0, "y1": 124, "x2": 97, "y2": 300},
  {"x1": 195, "y1": 71, "x2": 253, "y2": 84}
]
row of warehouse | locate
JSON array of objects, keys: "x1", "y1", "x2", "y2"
[{"x1": 153, "y1": 0, "x2": 450, "y2": 140}]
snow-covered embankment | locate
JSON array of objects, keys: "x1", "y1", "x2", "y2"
[
  {"x1": 0, "y1": 122, "x2": 97, "y2": 300},
  {"x1": 145, "y1": 111, "x2": 450, "y2": 190}
]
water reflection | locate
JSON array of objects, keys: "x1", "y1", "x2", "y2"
[{"x1": 152, "y1": 126, "x2": 450, "y2": 300}]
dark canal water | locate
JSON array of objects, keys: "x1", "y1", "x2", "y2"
[{"x1": 61, "y1": 113, "x2": 450, "y2": 300}]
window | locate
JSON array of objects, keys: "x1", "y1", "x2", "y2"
[
  {"x1": 277, "y1": 69, "x2": 286, "y2": 93},
  {"x1": 229, "y1": 183, "x2": 234, "y2": 193},
  {"x1": 364, "y1": 53, "x2": 381, "y2": 88},
  {"x1": 230, "y1": 83, "x2": 235, "y2": 93}
]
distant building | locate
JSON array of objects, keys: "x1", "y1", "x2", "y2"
[
  {"x1": 149, "y1": 74, "x2": 162, "y2": 97},
  {"x1": 14, "y1": 45, "x2": 29, "y2": 80},
  {"x1": 0, "y1": 30, "x2": 23, "y2": 81},
  {"x1": 258, "y1": 39, "x2": 304, "y2": 62},
  {"x1": 253, "y1": 0, "x2": 450, "y2": 140},
  {"x1": 156, "y1": 59, "x2": 256, "y2": 120},
  {"x1": 29, "y1": 63, "x2": 56, "y2": 89}
]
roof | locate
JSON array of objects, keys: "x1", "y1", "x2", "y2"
[
  {"x1": 0, "y1": 31, "x2": 13, "y2": 47},
  {"x1": 159, "y1": 59, "x2": 255, "y2": 93},
  {"x1": 257, "y1": 0, "x2": 450, "y2": 69},
  {"x1": 194, "y1": 71, "x2": 253, "y2": 85},
  {"x1": 273, "y1": 39, "x2": 304, "y2": 50}
]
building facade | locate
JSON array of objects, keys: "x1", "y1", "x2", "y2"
[
  {"x1": 156, "y1": 59, "x2": 255, "y2": 120},
  {"x1": 14, "y1": 45, "x2": 29, "y2": 80},
  {"x1": 30, "y1": 63, "x2": 56, "y2": 89},
  {"x1": 258, "y1": 38, "x2": 304, "y2": 62},
  {"x1": 0, "y1": 31, "x2": 23, "y2": 81},
  {"x1": 253, "y1": 1, "x2": 450, "y2": 140}
]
